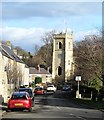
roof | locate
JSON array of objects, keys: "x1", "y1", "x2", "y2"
[
  {"x1": 0, "y1": 45, "x2": 13, "y2": 59},
  {"x1": 19, "y1": 88, "x2": 32, "y2": 90},
  {"x1": 12, "y1": 92, "x2": 27, "y2": 95},
  {"x1": 1, "y1": 44, "x2": 24, "y2": 63},
  {"x1": 29, "y1": 67, "x2": 51, "y2": 75}
]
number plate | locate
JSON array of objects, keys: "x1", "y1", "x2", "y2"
[{"x1": 15, "y1": 103, "x2": 23, "y2": 106}]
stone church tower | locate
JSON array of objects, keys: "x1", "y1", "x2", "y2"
[{"x1": 52, "y1": 32, "x2": 74, "y2": 82}]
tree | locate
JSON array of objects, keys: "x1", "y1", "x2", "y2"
[
  {"x1": 6, "y1": 60, "x2": 22, "y2": 91},
  {"x1": 34, "y1": 44, "x2": 40, "y2": 55},
  {"x1": 74, "y1": 34, "x2": 102, "y2": 89},
  {"x1": 35, "y1": 77, "x2": 42, "y2": 84},
  {"x1": 32, "y1": 31, "x2": 55, "y2": 70},
  {"x1": 39, "y1": 31, "x2": 55, "y2": 68}
]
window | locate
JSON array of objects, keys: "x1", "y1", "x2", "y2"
[
  {"x1": 11, "y1": 93, "x2": 27, "y2": 100},
  {"x1": 59, "y1": 42, "x2": 62, "y2": 49},
  {"x1": 58, "y1": 66, "x2": 62, "y2": 76},
  {"x1": 68, "y1": 42, "x2": 70, "y2": 49},
  {"x1": 68, "y1": 60, "x2": 70, "y2": 65},
  {"x1": 58, "y1": 54, "x2": 62, "y2": 59}
]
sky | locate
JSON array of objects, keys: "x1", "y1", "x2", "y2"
[{"x1": 1, "y1": 1, "x2": 102, "y2": 53}]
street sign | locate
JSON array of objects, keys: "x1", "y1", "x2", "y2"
[{"x1": 75, "y1": 76, "x2": 81, "y2": 81}]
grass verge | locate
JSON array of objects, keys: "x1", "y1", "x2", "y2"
[{"x1": 73, "y1": 98, "x2": 104, "y2": 109}]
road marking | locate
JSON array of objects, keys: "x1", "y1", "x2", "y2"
[
  {"x1": 76, "y1": 116, "x2": 87, "y2": 120},
  {"x1": 56, "y1": 107, "x2": 61, "y2": 110},
  {"x1": 69, "y1": 113, "x2": 74, "y2": 116}
]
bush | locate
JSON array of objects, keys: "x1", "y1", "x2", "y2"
[
  {"x1": 97, "y1": 86, "x2": 104, "y2": 101},
  {"x1": 35, "y1": 77, "x2": 42, "y2": 84},
  {"x1": 89, "y1": 77, "x2": 101, "y2": 91}
]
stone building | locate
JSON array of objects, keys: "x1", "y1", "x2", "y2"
[
  {"x1": 29, "y1": 66, "x2": 52, "y2": 84},
  {"x1": 52, "y1": 32, "x2": 74, "y2": 83},
  {"x1": 0, "y1": 42, "x2": 29, "y2": 102}
]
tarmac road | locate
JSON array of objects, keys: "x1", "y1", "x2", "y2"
[{"x1": 1, "y1": 90, "x2": 104, "y2": 120}]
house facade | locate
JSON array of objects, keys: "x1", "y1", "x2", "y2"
[
  {"x1": 29, "y1": 66, "x2": 52, "y2": 85},
  {"x1": 0, "y1": 42, "x2": 29, "y2": 102}
]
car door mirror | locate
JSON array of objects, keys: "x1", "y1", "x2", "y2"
[{"x1": 8, "y1": 96, "x2": 10, "y2": 98}]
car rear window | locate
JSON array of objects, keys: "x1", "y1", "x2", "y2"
[
  {"x1": 48, "y1": 85, "x2": 54, "y2": 87},
  {"x1": 35, "y1": 87, "x2": 43, "y2": 90},
  {"x1": 11, "y1": 93, "x2": 27, "y2": 99},
  {"x1": 19, "y1": 89, "x2": 33, "y2": 97}
]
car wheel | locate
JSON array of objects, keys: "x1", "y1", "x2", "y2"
[
  {"x1": 28, "y1": 107, "x2": 32, "y2": 112},
  {"x1": 6, "y1": 109, "x2": 10, "y2": 112},
  {"x1": 32, "y1": 102, "x2": 34, "y2": 107},
  {"x1": 6, "y1": 107, "x2": 12, "y2": 112}
]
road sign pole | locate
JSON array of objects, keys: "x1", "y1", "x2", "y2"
[
  {"x1": 75, "y1": 76, "x2": 81, "y2": 98},
  {"x1": 78, "y1": 80, "x2": 79, "y2": 94}
]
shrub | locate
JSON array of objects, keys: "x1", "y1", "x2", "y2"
[{"x1": 35, "y1": 77, "x2": 42, "y2": 84}]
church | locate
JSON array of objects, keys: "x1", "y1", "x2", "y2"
[{"x1": 52, "y1": 31, "x2": 74, "y2": 83}]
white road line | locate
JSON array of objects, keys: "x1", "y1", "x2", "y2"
[
  {"x1": 76, "y1": 116, "x2": 87, "y2": 120},
  {"x1": 56, "y1": 107, "x2": 61, "y2": 110},
  {"x1": 69, "y1": 113, "x2": 74, "y2": 116}
]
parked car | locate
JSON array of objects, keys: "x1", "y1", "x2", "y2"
[
  {"x1": 47, "y1": 85, "x2": 57, "y2": 92},
  {"x1": 62, "y1": 85, "x2": 71, "y2": 91},
  {"x1": 18, "y1": 88, "x2": 34, "y2": 101},
  {"x1": 7, "y1": 92, "x2": 32, "y2": 112},
  {"x1": 34, "y1": 87, "x2": 45, "y2": 95}
]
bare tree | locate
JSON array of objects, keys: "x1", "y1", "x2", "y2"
[
  {"x1": 40, "y1": 31, "x2": 55, "y2": 67},
  {"x1": 6, "y1": 60, "x2": 22, "y2": 91},
  {"x1": 34, "y1": 44, "x2": 40, "y2": 55},
  {"x1": 32, "y1": 31, "x2": 55, "y2": 70},
  {"x1": 74, "y1": 34, "x2": 102, "y2": 89}
]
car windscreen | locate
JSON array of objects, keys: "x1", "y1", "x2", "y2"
[{"x1": 11, "y1": 93, "x2": 27, "y2": 99}]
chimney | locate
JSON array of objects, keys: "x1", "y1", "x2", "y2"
[
  {"x1": 0, "y1": 41, "x2": 1, "y2": 51},
  {"x1": 13, "y1": 49, "x2": 18, "y2": 55},
  {"x1": 0, "y1": 40, "x2": 2, "y2": 55},
  {"x1": 6, "y1": 41, "x2": 12, "y2": 49},
  {"x1": 0, "y1": 40, "x2": 1, "y2": 46},
  {"x1": 47, "y1": 67, "x2": 50, "y2": 73},
  {"x1": 37, "y1": 64, "x2": 40, "y2": 72}
]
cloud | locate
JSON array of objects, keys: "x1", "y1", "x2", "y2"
[
  {"x1": 74, "y1": 29, "x2": 101, "y2": 41},
  {"x1": 0, "y1": 26, "x2": 51, "y2": 52},
  {"x1": 0, "y1": 25, "x2": 100, "y2": 52},
  {"x1": 1, "y1": 26, "x2": 45, "y2": 41},
  {"x1": 1, "y1": 2, "x2": 102, "y2": 52},
  {"x1": 2, "y1": 2, "x2": 102, "y2": 20},
  {"x1": 2, "y1": 0, "x2": 103, "y2": 2}
]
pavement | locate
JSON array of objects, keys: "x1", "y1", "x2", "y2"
[{"x1": 0, "y1": 103, "x2": 7, "y2": 117}]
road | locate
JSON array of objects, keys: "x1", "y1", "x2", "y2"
[{"x1": 2, "y1": 90, "x2": 104, "y2": 120}]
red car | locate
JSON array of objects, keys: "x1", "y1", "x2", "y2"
[
  {"x1": 7, "y1": 92, "x2": 32, "y2": 112},
  {"x1": 34, "y1": 87, "x2": 45, "y2": 95}
]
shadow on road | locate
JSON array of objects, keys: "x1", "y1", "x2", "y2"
[{"x1": 35, "y1": 90, "x2": 94, "y2": 110}]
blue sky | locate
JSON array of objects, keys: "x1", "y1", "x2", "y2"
[{"x1": 1, "y1": 2, "x2": 102, "y2": 53}]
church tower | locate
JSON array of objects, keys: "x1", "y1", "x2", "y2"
[{"x1": 52, "y1": 32, "x2": 74, "y2": 82}]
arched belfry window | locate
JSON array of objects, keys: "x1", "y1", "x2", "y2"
[
  {"x1": 59, "y1": 42, "x2": 62, "y2": 49},
  {"x1": 68, "y1": 42, "x2": 70, "y2": 49},
  {"x1": 58, "y1": 66, "x2": 62, "y2": 76}
]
